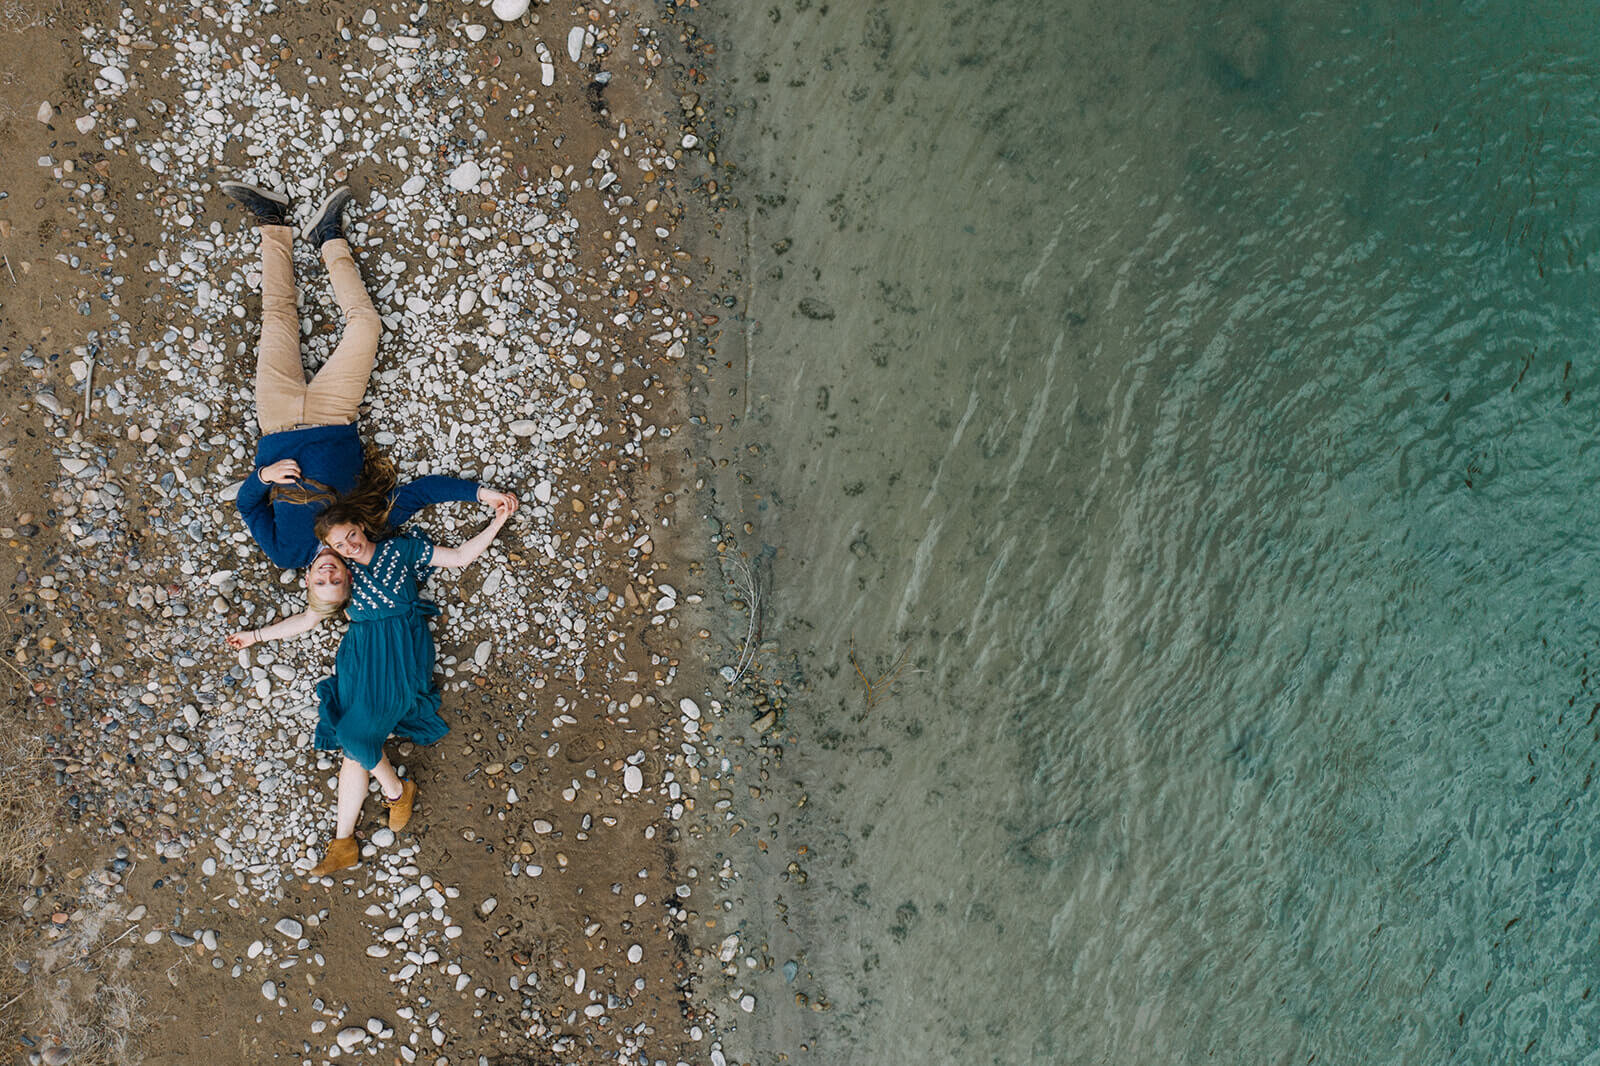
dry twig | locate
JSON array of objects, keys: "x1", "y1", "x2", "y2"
[
  {"x1": 849, "y1": 634, "x2": 909, "y2": 711},
  {"x1": 727, "y1": 558, "x2": 759, "y2": 685}
]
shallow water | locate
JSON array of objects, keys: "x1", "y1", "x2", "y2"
[{"x1": 697, "y1": 0, "x2": 1600, "y2": 1061}]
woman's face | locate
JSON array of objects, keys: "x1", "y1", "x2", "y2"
[
  {"x1": 306, "y1": 548, "x2": 351, "y2": 605},
  {"x1": 323, "y1": 522, "x2": 373, "y2": 561}
]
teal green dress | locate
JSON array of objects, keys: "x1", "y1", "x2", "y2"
[{"x1": 314, "y1": 531, "x2": 449, "y2": 769}]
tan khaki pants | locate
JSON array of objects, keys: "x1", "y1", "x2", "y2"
[{"x1": 254, "y1": 226, "x2": 381, "y2": 435}]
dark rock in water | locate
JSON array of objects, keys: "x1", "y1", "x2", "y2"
[
  {"x1": 1206, "y1": 7, "x2": 1278, "y2": 90},
  {"x1": 799, "y1": 298, "x2": 835, "y2": 321},
  {"x1": 888, "y1": 900, "x2": 919, "y2": 942},
  {"x1": 863, "y1": 7, "x2": 893, "y2": 59},
  {"x1": 1013, "y1": 811, "x2": 1098, "y2": 867}
]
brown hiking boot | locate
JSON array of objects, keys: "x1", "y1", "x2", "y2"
[
  {"x1": 382, "y1": 779, "x2": 417, "y2": 832},
  {"x1": 308, "y1": 836, "x2": 359, "y2": 877}
]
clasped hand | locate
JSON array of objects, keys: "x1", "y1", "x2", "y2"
[
  {"x1": 478, "y1": 488, "x2": 520, "y2": 519},
  {"x1": 258, "y1": 459, "x2": 302, "y2": 484}
]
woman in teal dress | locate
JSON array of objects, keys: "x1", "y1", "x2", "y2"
[
  {"x1": 314, "y1": 529, "x2": 449, "y2": 771},
  {"x1": 298, "y1": 493, "x2": 516, "y2": 876},
  {"x1": 226, "y1": 492, "x2": 516, "y2": 878}
]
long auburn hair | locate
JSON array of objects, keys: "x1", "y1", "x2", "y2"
[{"x1": 270, "y1": 446, "x2": 401, "y2": 543}]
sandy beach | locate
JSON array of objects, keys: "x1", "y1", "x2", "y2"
[{"x1": 0, "y1": 1, "x2": 763, "y2": 1062}]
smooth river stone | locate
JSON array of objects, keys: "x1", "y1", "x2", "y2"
[{"x1": 448, "y1": 160, "x2": 482, "y2": 191}]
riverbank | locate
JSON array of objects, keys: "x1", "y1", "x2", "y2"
[{"x1": 0, "y1": 1, "x2": 745, "y2": 1062}]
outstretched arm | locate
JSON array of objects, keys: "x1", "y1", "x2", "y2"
[
  {"x1": 388, "y1": 476, "x2": 483, "y2": 528},
  {"x1": 389, "y1": 478, "x2": 520, "y2": 529},
  {"x1": 225, "y1": 608, "x2": 324, "y2": 650},
  {"x1": 429, "y1": 497, "x2": 515, "y2": 570}
]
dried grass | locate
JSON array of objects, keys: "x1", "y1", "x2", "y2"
[
  {"x1": 726, "y1": 557, "x2": 759, "y2": 685},
  {"x1": 0, "y1": 728, "x2": 48, "y2": 1016},
  {"x1": 0, "y1": 0, "x2": 66, "y2": 32},
  {"x1": 42, "y1": 979, "x2": 149, "y2": 1066}
]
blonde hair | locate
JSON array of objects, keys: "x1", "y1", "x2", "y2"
[
  {"x1": 304, "y1": 551, "x2": 352, "y2": 620},
  {"x1": 306, "y1": 587, "x2": 348, "y2": 620}
]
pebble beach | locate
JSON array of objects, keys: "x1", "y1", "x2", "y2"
[{"x1": 0, "y1": 1, "x2": 769, "y2": 1063}]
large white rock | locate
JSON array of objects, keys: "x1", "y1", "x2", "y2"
[
  {"x1": 567, "y1": 25, "x2": 586, "y2": 61},
  {"x1": 448, "y1": 160, "x2": 482, "y2": 192},
  {"x1": 492, "y1": 0, "x2": 530, "y2": 20},
  {"x1": 624, "y1": 765, "x2": 643, "y2": 794}
]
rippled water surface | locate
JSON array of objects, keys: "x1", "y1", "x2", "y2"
[{"x1": 697, "y1": 1, "x2": 1600, "y2": 1061}]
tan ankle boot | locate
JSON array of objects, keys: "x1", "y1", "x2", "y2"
[
  {"x1": 308, "y1": 836, "x2": 359, "y2": 877},
  {"x1": 383, "y1": 779, "x2": 417, "y2": 832}
]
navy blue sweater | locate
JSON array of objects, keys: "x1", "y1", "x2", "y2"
[{"x1": 237, "y1": 423, "x2": 478, "y2": 568}]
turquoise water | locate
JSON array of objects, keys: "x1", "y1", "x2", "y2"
[{"x1": 695, "y1": 0, "x2": 1600, "y2": 1061}]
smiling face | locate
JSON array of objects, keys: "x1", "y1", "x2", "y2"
[
  {"x1": 323, "y1": 521, "x2": 374, "y2": 563},
  {"x1": 305, "y1": 548, "x2": 351, "y2": 607}
]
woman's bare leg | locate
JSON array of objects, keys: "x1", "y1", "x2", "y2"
[
  {"x1": 333, "y1": 755, "x2": 370, "y2": 839},
  {"x1": 371, "y1": 754, "x2": 403, "y2": 800}
]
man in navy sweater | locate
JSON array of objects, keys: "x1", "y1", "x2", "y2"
[{"x1": 220, "y1": 178, "x2": 514, "y2": 570}]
